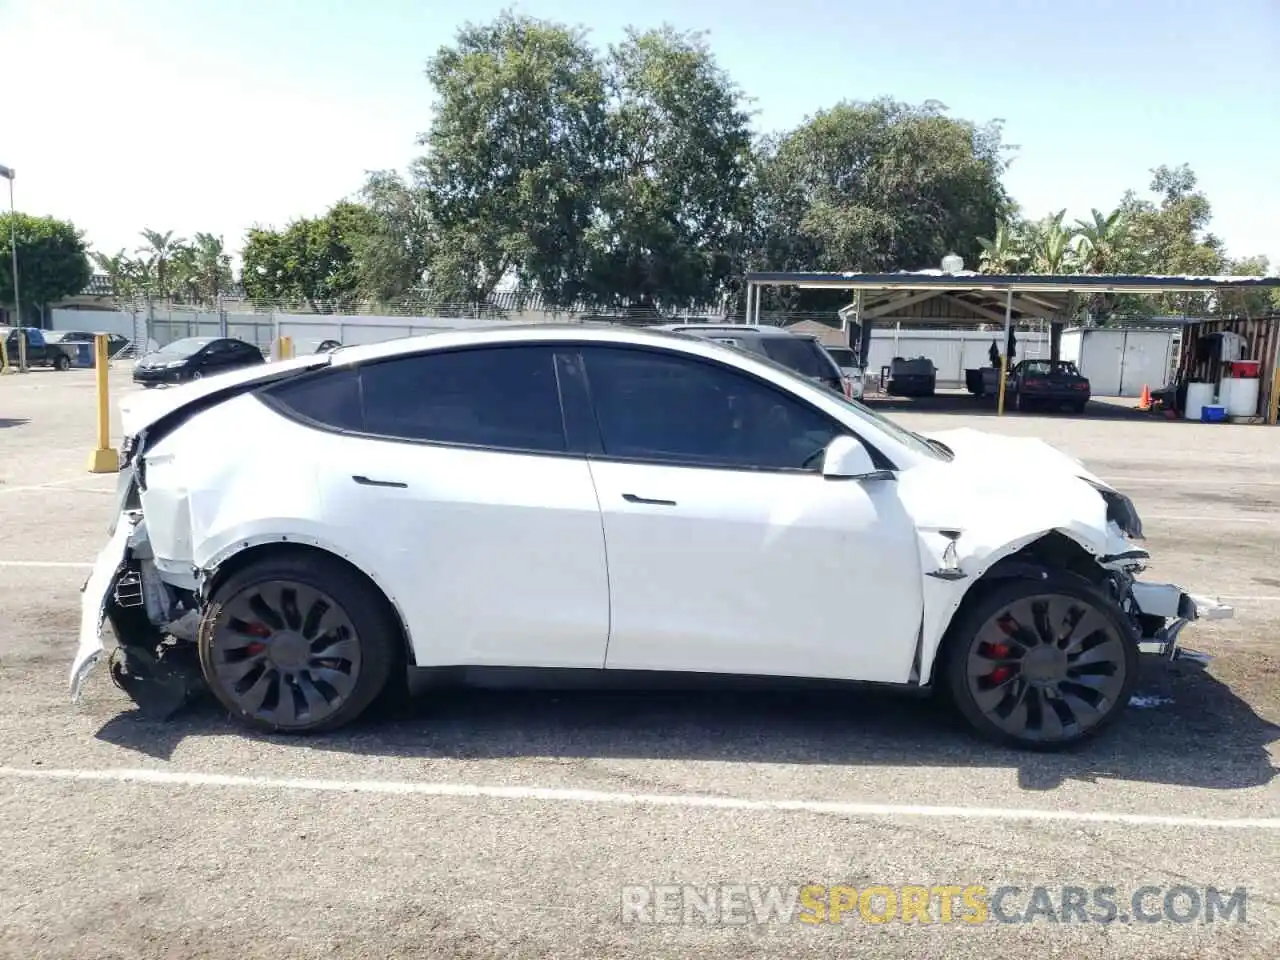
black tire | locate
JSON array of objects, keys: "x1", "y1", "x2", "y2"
[
  {"x1": 197, "y1": 553, "x2": 401, "y2": 734},
  {"x1": 54, "y1": 354, "x2": 71, "y2": 371},
  {"x1": 191, "y1": 369, "x2": 204, "y2": 381},
  {"x1": 941, "y1": 573, "x2": 1139, "y2": 750},
  {"x1": 1072, "y1": 400, "x2": 1088, "y2": 414}
]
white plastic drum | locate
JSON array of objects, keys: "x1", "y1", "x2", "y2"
[
  {"x1": 1185, "y1": 381, "x2": 1215, "y2": 421},
  {"x1": 1221, "y1": 376, "x2": 1261, "y2": 417}
]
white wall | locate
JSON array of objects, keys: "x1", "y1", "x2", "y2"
[
  {"x1": 863, "y1": 328, "x2": 1051, "y2": 387},
  {"x1": 49, "y1": 309, "x2": 135, "y2": 338}
]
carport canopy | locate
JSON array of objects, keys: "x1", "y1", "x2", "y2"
[{"x1": 741, "y1": 269, "x2": 1280, "y2": 413}]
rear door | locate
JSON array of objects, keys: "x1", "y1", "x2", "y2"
[{"x1": 261, "y1": 344, "x2": 610, "y2": 670}]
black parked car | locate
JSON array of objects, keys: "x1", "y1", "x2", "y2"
[
  {"x1": 1006, "y1": 359, "x2": 1092, "y2": 413},
  {"x1": 133, "y1": 337, "x2": 265, "y2": 387},
  {"x1": 44, "y1": 330, "x2": 131, "y2": 357}
]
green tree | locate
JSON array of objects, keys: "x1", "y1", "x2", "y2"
[
  {"x1": 241, "y1": 202, "x2": 377, "y2": 311},
  {"x1": 416, "y1": 10, "x2": 609, "y2": 306},
  {"x1": 352, "y1": 170, "x2": 433, "y2": 305},
  {"x1": 0, "y1": 213, "x2": 92, "y2": 323},
  {"x1": 1120, "y1": 164, "x2": 1225, "y2": 315},
  {"x1": 581, "y1": 25, "x2": 754, "y2": 313},
  {"x1": 756, "y1": 98, "x2": 1011, "y2": 277}
]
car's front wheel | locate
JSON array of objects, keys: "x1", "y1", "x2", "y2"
[
  {"x1": 943, "y1": 574, "x2": 1138, "y2": 750},
  {"x1": 197, "y1": 553, "x2": 400, "y2": 733}
]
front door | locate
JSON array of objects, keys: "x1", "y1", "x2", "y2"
[{"x1": 576, "y1": 345, "x2": 924, "y2": 684}]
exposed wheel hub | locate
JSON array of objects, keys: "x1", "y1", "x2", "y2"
[
  {"x1": 266, "y1": 631, "x2": 311, "y2": 671},
  {"x1": 1020, "y1": 646, "x2": 1067, "y2": 686}
]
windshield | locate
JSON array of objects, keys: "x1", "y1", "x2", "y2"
[
  {"x1": 758, "y1": 336, "x2": 839, "y2": 378},
  {"x1": 1022, "y1": 360, "x2": 1080, "y2": 376},
  {"x1": 156, "y1": 338, "x2": 213, "y2": 358}
]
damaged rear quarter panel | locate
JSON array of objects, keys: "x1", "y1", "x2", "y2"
[
  {"x1": 139, "y1": 394, "x2": 400, "y2": 602},
  {"x1": 896, "y1": 463, "x2": 1117, "y2": 683}
]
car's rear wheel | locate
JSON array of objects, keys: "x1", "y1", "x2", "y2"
[
  {"x1": 197, "y1": 554, "x2": 400, "y2": 733},
  {"x1": 54, "y1": 354, "x2": 71, "y2": 371},
  {"x1": 943, "y1": 574, "x2": 1138, "y2": 750}
]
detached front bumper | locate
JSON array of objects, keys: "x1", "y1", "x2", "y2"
[
  {"x1": 1129, "y1": 581, "x2": 1234, "y2": 659},
  {"x1": 70, "y1": 515, "x2": 134, "y2": 701}
]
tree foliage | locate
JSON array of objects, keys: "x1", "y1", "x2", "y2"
[
  {"x1": 83, "y1": 14, "x2": 1274, "y2": 321},
  {"x1": 241, "y1": 202, "x2": 377, "y2": 311},
  {"x1": 416, "y1": 11, "x2": 608, "y2": 306},
  {"x1": 0, "y1": 213, "x2": 92, "y2": 322},
  {"x1": 758, "y1": 99, "x2": 1010, "y2": 277}
]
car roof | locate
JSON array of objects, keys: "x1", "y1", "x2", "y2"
[
  {"x1": 325, "y1": 322, "x2": 810, "y2": 369},
  {"x1": 651, "y1": 323, "x2": 813, "y2": 339}
]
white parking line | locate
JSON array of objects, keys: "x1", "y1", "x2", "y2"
[
  {"x1": 1, "y1": 766, "x2": 1277, "y2": 830},
  {"x1": 1145, "y1": 514, "x2": 1277, "y2": 524},
  {"x1": 0, "y1": 560, "x2": 92, "y2": 569},
  {"x1": 1103, "y1": 475, "x2": 1280, "y2": 487}
]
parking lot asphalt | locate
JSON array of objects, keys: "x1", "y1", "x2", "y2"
[{"x1": 1, "y1": 366, "x2": 1277, "y2": 959}]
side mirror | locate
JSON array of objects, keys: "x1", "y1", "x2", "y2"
[{"x1": 820, "y1": 435, "x2": 894, "y2": 481}]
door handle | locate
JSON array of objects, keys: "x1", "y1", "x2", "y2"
[
  {"x1": 352, "y1": 474, "x2": 408, "y2": 489},
  {"x1": 622, "y1": 493, "x2": 677, "y2": 506}
]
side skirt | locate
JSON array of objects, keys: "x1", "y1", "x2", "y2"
[{"x1": 408, "y1": 665, "x2": 934, "y2": 697}]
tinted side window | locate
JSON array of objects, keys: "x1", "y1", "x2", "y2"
[
  {"x1": 759, "y1": 336, "x2": 839, "y2": 379},
  {"x1": 580, "y1": 346, "x2": 841, "y2": 471},
  {"x1": 360, "y1": 346, "x2": 567, "y2": 453},
  {"x1": 263, "y1": 367, "x2": 364, "y2": 432}
]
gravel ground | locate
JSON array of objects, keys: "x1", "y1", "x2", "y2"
[{"x1": 0, "y1": 365, "x2": 1276, "y2": 960}]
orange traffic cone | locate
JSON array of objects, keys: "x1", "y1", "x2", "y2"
[{"x1": 1138, "y1": 384, "x2": 1152, "y2": 411}]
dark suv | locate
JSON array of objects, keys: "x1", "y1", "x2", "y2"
[{"x1": 653, "y1": 324, "x2": 844, "y2": 395}]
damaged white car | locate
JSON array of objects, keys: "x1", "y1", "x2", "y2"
[{"x1": 72, "y1": 325, "x2": 1232, "y2": 749}]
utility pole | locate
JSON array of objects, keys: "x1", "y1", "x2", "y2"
[{"x1": 0, "y1": 164, "x2": 23, "y2": 371}]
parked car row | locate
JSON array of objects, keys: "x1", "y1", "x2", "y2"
[{"x1": 1, "y1": 326, "x2": 76, "y2": 370}]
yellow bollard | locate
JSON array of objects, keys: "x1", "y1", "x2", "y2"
[
  {"x1": 85, "y1": 333, "x2": 119, "y2": 473},
  {"x1": 996, "y1": 351, "x2": 1011, "y2": 416},
  {"x1": 282, "y1": 335, "x2": 293, "y2": 360}
]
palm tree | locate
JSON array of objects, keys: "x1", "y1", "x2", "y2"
[
  {"x1": 136, "y1": 228, "x2": 188, "y2": 298},
  {"x1": 191, "y1": 232, "x2": 232, "y2": 305},
  {"x1": 89, "y1": 249, "x2": 145, "y2": 301},
  {"x1": 976, "y1": 220, "x2": 1023, "y2": 273},
  {"x1": 1026, "y1": 210, "x2": 1078, "y2": 275},
  {"x1": 1074, "y1": 207, "x2": 1129, "y2": 274}
]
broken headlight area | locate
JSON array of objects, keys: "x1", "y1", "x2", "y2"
[{"x1": 1081, "y1": 477, "x2": 1144, "y2": 540}]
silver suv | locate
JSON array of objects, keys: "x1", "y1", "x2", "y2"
[{"x1": 653, "y1": 324, "x2": 845, "y2": 395}]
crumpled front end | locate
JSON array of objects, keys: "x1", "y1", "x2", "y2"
[{"x1": 70, "y1": 501, "x2": 206, "y2": 717}]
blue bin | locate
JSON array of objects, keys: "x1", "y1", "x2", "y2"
[
  {"x1": 71, "y1": 342, "x2": 94, "y2": 367},
  {"x1": 1200, "y1": 405, "x2": 1227, "y2": 423}
]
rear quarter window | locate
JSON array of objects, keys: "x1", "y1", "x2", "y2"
[{"x1": 259, "y1": 367, "x2": 364, "y2": 432}]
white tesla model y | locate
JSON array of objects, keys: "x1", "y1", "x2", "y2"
[{"x1": 71, "y1": 324, "x2": 1231, "y2": 749}]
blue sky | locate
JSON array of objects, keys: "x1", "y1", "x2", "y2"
[{"x1": 2, "y1": 0, "x2": 1277, "y2": 270}]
